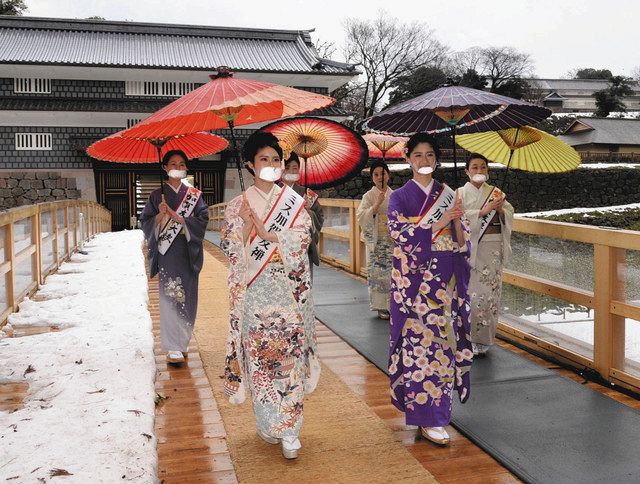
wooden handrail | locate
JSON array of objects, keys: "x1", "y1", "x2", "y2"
[
  {"x1": 206, "y1": 197, "x2": 640, "y2": 391},
  {"x1": 313, "y1": 198, "x2": 640, "y2": 393},
  {"x1": 0, "y1": 200, "x2": 112, "y2": 328}
]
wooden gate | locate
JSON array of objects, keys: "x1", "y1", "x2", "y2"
[{"x1": 93, "y1": 161, "x2": 226, "y2": 231}]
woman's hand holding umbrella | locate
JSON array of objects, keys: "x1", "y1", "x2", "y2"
[{"x1": 372, "y1": 189, "x2": 386, "y2": 214}]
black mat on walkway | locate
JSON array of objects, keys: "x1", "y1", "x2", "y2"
[{"x1": 314, "y1": 264, "x2": 640, "y2": 484}]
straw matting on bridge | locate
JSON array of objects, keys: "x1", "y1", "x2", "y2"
[{"x1": 196, "y1": 243, "x2": 436, "y2": 483}]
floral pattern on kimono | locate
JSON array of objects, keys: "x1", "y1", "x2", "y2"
[
  {"x1": 387, "y1": 179, "x2": 473, "y2": 427},
  {"x1": 357, "y1": 186, "x2": 394, "y2": 311},
  {"x1": 220, "y1": 189, "x2": 320, "y2": 437},
  {"x1": 458, "y1": 182, "x2": 514, "y2": 345}
]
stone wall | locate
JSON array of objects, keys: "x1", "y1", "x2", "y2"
[
  {"x1": 317, "y1": 166, "x2": 640, "y2": 213},
  {"x1": 0, "y1": 172, "x2": 81, "y2": 210}
]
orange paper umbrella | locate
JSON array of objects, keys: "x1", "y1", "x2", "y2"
[
  {"x1": 87, "y1": 130, "x2": 228, "y2": 163},
  {"x1": 125, "y1": 67, "x2": 336, "y2": 191},
  {"x1": 87, "y1": 128, "x2": 228, "y2": 194},
  {"x1": 363, "y1": 133, "x2": 408, "y2": 160},
  {"x1": 261, "y1": 117, "x2": 369, "y2": 189}
]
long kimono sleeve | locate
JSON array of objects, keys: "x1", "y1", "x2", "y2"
[
  {"x1": 357, "y1": 190, "x2": 377, "y2": 248},
  {"x1": 387, "y1": 190, "x2": 434, "y2": 269},
  {"x1": 220, "y1": 197, "x2": 249, "y2": 404},
  {"x1": 500, "y1": 199, "x2": 514, "y2": 265},
  {"x1": 139, "y1": 191, "x2": 161, "y2": 278},
  {"x1": 277, "y1": 208, "x2": 320, "y2": 393},
  {"x1": 182, "y1": 196, "x2": 209, "y2": 275}
]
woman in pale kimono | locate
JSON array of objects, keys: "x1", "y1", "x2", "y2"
[
  {"x1": 220, "y1": 131, "x2": 320, "y2": 460},
  {"x1": 387, "y1": 133, "x2": 473, "y2": 446},
  {"x1": 139, "y1": 150, "x2": 209, "y2": 365},
  {"x1": 457, "y1": 153, "x2": 513, "y2": 356},
  {"x1": 357, "y1": 160, "x2": 394, "y2": 319}
]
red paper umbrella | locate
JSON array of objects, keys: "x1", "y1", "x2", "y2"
[
  {"x1": 261, "y1": 117, "x2": 369, "y2": 189},
  {"x1": 363, "y1": 133, "x2": 408, "y2": 160},
  {"x1": 125, "y1": 67, "x2": 335, "y2": 191},
  {"x1": 87, "y1": 130, "x2": 228, "y2": 163}
]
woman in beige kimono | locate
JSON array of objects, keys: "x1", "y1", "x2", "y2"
[
  {"x1": 220, "y1": 131, "x2": 320, "y2": 459},
  {"x1": 356, "y1": 160, "x2": 394, "y2": 319},
  {"x1": 457, "y1": 153, "x2": 514, "y2": 356}
]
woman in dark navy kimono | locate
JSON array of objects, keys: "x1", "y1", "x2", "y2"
[{"x1": 139, "y1": 150, "x2": 209, "y2": 365}]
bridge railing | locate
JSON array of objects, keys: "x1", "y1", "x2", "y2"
[
  {"x1": 208, "y1": 198, "x2": 640, "y2": 393},
  {"x1": 0, "y1": 200, "x2": 111, "y2": 327},
  {"x1": 316, "y1": 198, "x2": 640, "y2": 394}
]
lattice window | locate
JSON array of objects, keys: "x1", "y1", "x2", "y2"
[
  {"x1": 125, "y1": 81, "x2": 198, "y2": 97},
  {"x1": 126, "y1": 118, "x2": 143, "y2": 128},
  {"x1": 15, "y1": 133, "x2": 53, "y2": 151},
  {"x1": 14, "y1": 78, "x2": 52, "y2": 94}
]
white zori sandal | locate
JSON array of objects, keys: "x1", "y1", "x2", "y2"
[
  {"x1": 166, "y1": 351, "x2": 185, "y2": 364},
  {"x1": 281, "y1": 436, "x2": 302, "y2": 459},
  {"x1": 420, "y1": 426, "x2": 450, "y2": 445}
]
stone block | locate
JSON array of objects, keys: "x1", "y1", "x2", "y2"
[
  {"x1": 56, "y1": 179, "x2": 66, "y2": 189},
  {"x1": 43, "y1": 179, "x2": 54, "y2": 188},
  {"x1": 11, "y1": 187, "x2": 24, "y2": 196},
  {"x1": 5, "y1": 197, "x2": 16, "y2": 208},
  {"x1": 31, "y1": 180, "x2": 44, "y2": 189},
  {"x1": 0, "y1": 179, "x2": 5, "y2": 188},
  {"x1": 24, "y1": 172, "x2": 36, "y2": 179},
  {"x1": 9, "y1": 172, "x2": 24, "y2": 179},
  {"x1": 36, "y1": 172, "x2": 49, "y2": 180},
  {"x1": 49, "y1": 172, "x2": 60, "y2": 179},
  {"x1": 37, "y1": 188, "x2": 51, "y2": 197},
  {"x1": 66, "y1": 178, "x2": 77, "y2": 189},
  {"x1": 23, "y1": 189, "x2": 38, "y2": 200},
  {"x1": 51, "y1": 189, "x2": 65, "y2": 197},
  {"x1": 6, "y1": 179, "x2": 18, "y2": 188},
  {"x1": 0, "y1": 188, "x2": 9, "y2": 198},
  {"x1": 18, "y1": 179, "x2": 31, "y2": 189},
  {"x1": 66, "y1": 189, "x2": 81, "y2": 199}
]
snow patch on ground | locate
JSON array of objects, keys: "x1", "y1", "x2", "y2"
[
  {"x1": 517, "y1": 202, "x2": 640, "y2": 217},
  {"x1": 0, "y1": 230, "x2": 157, "y2": 482}
]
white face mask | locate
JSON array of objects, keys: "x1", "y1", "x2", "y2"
[
  {"x1": 167, "y1": 169, "x2": 187, "y2": 179},
  {"x1": 471, "y1": 173, "x2": 488, "y2": 183},
  {"x1": 416, "y1": 166, "x2": 434, "y2": 175},
  {"x1": 282, "y1": 173, "x2": 300, "y2": 183},
  {"x1": 258, "y1": 166, "x2": 282, "y2": 182}
]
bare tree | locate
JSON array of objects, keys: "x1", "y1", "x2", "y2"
[
  {"x1": 481, "y1": 46, "x2": 533, "y2": 91},
  {"x1": 632, "y1": 66, "x2": 640, "y2": 82},
  {"x1": 451, "y1": 46, "x2": 534, "y2": 92},
  {"x1": 313, "y1": 39, "x2": 337, "y2": 60},
  {"x1": 343, "y1": 11, "x2": 448, "y2": 119}
]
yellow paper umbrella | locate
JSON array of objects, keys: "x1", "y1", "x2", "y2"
[
  {"x1": 456, "y1": 125, "x2": 580, "y2": 173},
  {"x1": 455, "y1": 125, "x2": 581, "y2": 187}
]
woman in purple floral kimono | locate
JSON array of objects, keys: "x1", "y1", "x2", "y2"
[
  {"x1": 221, "y1": 132, "x2": 320, "y2": 460},
  {"x1": 139, "y1": 150, "x2": 209, "y2": 365},
  {"x1": 387, "y1": 133, "x2": 473, "y2": 446}
]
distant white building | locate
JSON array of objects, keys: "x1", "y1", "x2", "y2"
[{"x1": 527, "y1": 78, "x2": 640, "y2": 113}]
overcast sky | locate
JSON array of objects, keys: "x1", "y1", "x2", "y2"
[{"x1": 25, "y1": 0, "x2": 639, "y2": 78}]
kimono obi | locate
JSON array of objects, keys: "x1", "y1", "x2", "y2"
[
  {"x1": 485, "y1": 215, "x2": 502, "y2": 234},
  {"x1": 268, "y1": 250, "x2": 283, "y2": 264},
  {"x1": 431, "y1": 227, "x2": 461, "y2": 252}
]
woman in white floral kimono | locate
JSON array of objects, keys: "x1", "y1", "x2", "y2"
[
  {"x1": 220, "y1": 131, "x2": 320, "y2": 459},
  {"x1": 458, "y1": 153, "x2": 513, "y2": 356},
  {"x1": 357, "y1": 160, "x2": 394, "y2": 319}
]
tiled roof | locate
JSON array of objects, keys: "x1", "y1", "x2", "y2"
[
  {"x1": 559, "y1": 117, "x2": 640, "y2": 146},
  {"x1": 0, "y1": 16, "x2": 357, "y2": 75},
  {"x1": 528, "y1": 78, "x2": 640, "y2": 93}
]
